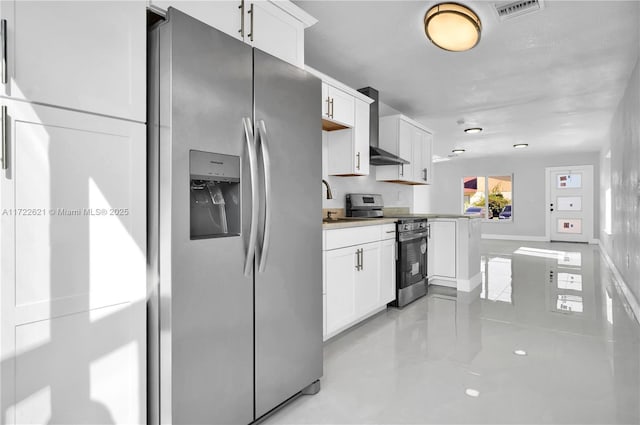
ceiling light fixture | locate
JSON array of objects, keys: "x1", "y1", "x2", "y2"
[
  {"x1": 424, "y1": 3, "x2": 482, "y2": 52},
  {"x1": 452, "y1": 148, "x2": 466, "y2": 153},
  {"x1": 514, "y1": 349, "x2": 528, "y2": 356},
  {"x1": 464, "y1": 127, "x2": 483, "y2": 134},
  {"x1": 513, "y1": 143, "x2": 528, "y2": 149}
]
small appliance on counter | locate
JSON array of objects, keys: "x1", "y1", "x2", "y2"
[{"x1": 346, "y1": 194, "x2": 429, "y2": 307}]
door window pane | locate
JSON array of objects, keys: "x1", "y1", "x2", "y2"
[
  {"x1": 557, "y1": 219, "x2": 582, "y2": 234},
  {"x1": 557, "y1": 173, "x2": 582, "y2": 189},
  {"x1": 557, "y1": 196, "x2": 582, "y2": 211}
]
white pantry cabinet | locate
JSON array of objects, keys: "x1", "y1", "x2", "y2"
[
  {"x1": 323, "y1": 223, "x2": 395, "y2": 340},
  {"x1": 376, "y1": 114, "x2": 433, "y2": 185},
  {"x1": 325, "y1": 98, "x2": 371, "y2": 176},
  {"x1": 150, "y1": 0, "x2": 316, "y2": 68},
  {"x1": 0, "y1": 1, "x2": 146, "y2": 121},
  {"x1": 0, "y1": 100, "x2": 146, "y2": 424}
]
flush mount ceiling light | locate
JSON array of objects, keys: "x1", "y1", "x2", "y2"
[
  {"x1": 452, "y1": 148, "x2": 466, "y2": 154},
  {"x1": 513, "y1": 143, "x2": 529, "y2": 149},
  {"x1": 464, "y1": 127, "x2": 483, "y2": 134},
  {"x1": 424, "y1": 3, "x2": 482, "y2": 52}
]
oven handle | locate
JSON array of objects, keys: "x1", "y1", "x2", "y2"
[{"x1": 398, "y1": 230, "x2": 429, "y2": 242}]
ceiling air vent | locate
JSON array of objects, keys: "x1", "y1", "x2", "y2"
[{"x1": 494, "y1": 0, "x2": 544, "y2": 21}]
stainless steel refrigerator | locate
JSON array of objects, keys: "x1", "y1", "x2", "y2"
[{"x1": 148, "y1": 8, "x2": 322, "y2": 424}]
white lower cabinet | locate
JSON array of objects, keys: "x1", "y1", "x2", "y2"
[
  {"x1": 323, "y1": 224, "x2": 395, "y2": 340},
  {"x1": 429, "y1": 219, "x2": 457, "y2": 287}
]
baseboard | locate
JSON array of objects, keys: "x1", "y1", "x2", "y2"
[
  {"x1": 429, "y1": 277, "x2": 456, "y2": 288},
  {"x1": 597, "y1": 241, "x2": 640, "y2": 325},
  {"x1": 457, "y1": 271, "x2": 482, "y2": 292},
  {"x1": 481, "y1": 234, "x2": 548, "y2": 242}
]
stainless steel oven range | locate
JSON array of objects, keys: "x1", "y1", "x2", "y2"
[{"x1": 346, "y1": 193, "x2": 429, "y2": 308}]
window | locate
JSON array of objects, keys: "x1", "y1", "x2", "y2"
[{"x1": 463, "y1": 175, "x2": 513, "y2": 220}]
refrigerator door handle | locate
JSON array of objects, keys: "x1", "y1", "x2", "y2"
[
  {"x1": 243, "y1": 117, "x2": 259, "y2": 276},
  {"x1": 257, "y1": 119, "x2": 272, "y2": 273}
]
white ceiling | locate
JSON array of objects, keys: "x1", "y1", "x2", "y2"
[{"x1": 294, "y1": 0, "x2": 640, "y2": 160}]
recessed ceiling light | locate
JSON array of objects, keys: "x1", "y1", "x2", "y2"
[
  {"x1": 513, "y1": 143, "x2": 528, "y2": 149},
  {"x1": 432, "y1": 157, "x2": 451, "y2": 163},
  {"x1": 452, "y1": 149, "x2": 466, "y2": 154},
  {"x1": 514, "y1": 349, "x2": 527, "y2": 356},
  {"x1": 464, "y1": 127, "x2": 483, "y2": 134}
]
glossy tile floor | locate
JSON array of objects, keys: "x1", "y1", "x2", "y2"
[{"x1": 264, "y1": 240, "x2": 640, "y2": 424}]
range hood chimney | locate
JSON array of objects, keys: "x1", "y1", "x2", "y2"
[{"x1": 357, "y1": 87, "x2": 409, "y2": 166}]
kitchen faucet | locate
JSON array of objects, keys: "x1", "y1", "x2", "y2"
[{"x1": 322, "y1": 179, "x2": 333, "y2": 200}]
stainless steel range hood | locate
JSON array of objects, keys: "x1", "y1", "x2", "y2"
[{"x1": 357, "y1": 87, "x2": 410, "y2": 166}]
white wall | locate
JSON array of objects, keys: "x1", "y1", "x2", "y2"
[
  {"x1": 600, "y1": 53, "x2": 640, "y2": 305},
  {"x1": 426, "y1": 153, "x2": 600, "y2": 238}
]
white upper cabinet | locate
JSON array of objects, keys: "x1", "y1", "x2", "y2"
[
  {"x1": 151, "y1": 0, "x2": 244, "y2": 40},
  {"x1": 0, "y1": 1, "x2": 146, "y2": 122},
  {"x1": 150, "y1": 0, "x2": 316, "y2": 68},
  {"x1": 376, "y1": 114, "x2": 433, "y2": 185},
  {"x1": 322, "y1": 82, "x2": 355, "y2": 128},
  {"x1": 325, "y1": 98, "x2": 371, "y2": 176}
]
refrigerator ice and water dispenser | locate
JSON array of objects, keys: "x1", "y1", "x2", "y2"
[{"x1": 189, "y1": 150, "x2": 240, "y2": 239}]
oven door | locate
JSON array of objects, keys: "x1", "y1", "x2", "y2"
[{"x1": 397, "y1": 229, "x2": 428, "y2": 289}]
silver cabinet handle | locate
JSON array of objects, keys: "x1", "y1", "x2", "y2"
[
  {"x1": 360, "y1": 248, "x2": 364, "y2": 270},
  {"x1": 385, "y1": 230, "x2": 396, "y2": 233},
  {"x1": 356, "y1": 152, "x2": 360, "y2": 170},
  {"x1": 325, "y1": 97, "x2": 331, "y2": 117},
  {"x1": 1, "y1": 105, "x2": 6, "y2": 170},
  {"x1": 400, "y1": 164, "x2": 404, "y2": 177},
  {"x1": 423, "y1": 168, "x2": 427, "y2": 181},
  {"x1": 355, "y1": 248, "x2": 359, "y2": 270},
  {"x1": 329, "y1": 98, "x2": 334, "y2": 119},
  {"x1": 1, "y1": 19, "x2": 6, "y2": 85},
  {"x1": 427, "y1": 224, "x2": 431, "y2": 239},
  {"x1": 247, "y1": 3, "x2": 254, "y2": 42},
  {"x1": 238, "y1": 0, "x2": 245, "y2": 37},
  {"x1": 257, "y1": 119, "x2": 272, "y2": 273},
  {"x1": 243, "y1": 117, "x2": 259, "y2": 276}
]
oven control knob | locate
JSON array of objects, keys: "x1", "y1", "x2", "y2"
[{"x1": 403, "y1": 224, "x2": 410, "y2": 231}]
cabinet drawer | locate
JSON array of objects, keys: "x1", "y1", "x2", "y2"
[
  {"x1": 324, "y1": 225, "x2": 381, "y2": 250},
  {"x1": 381, "y1": 224, "x2": 396, "y2": 240}
]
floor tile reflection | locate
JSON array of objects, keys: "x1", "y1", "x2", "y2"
[{"x1": 263, "y1": 241, "x2": 640, "y2": 424}]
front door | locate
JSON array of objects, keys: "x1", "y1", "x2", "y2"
[{"x1": 547, "y1": 165, "x2": 594, "y2": 242}]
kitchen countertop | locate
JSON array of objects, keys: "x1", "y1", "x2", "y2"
[
  {"x1": 322, "y1": 217, "x2": 398, "y2": 229},
  {"x1": 321, "y1": 214, "x2": 480, "y2": 229}
]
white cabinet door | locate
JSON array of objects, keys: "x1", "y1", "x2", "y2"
[
  {"x1": 0, "y1": 100, "x2": 146, "y2": 423},
  {"x1": 423, "y1": 131, "x2": 433, "y2": 184},
  {"x1": 151, "y1": 0, "x2": 243, "y2": 41},
  {"x1": 427, "y1": 223, "x2": 435, "y2": 278},
  {"x1": 432, "y1": 221, "x2": 456, "y2": 278},
  {"x1": 249, "y1": 0, "x2": 305, "y2": 67},
  {"x1": 398, "y1": 119, "x2": 413, "y2": 181},
  {"x1": 0, "y1": 1, "x2": 146, "y2": 121},
  {"x1": 354, "y1": 242, "x2": 381, "y2": 316},
  {"x1": 412, "y1": 126, "x2": 425, "y2": 183},
  {"x1": 325, "y1": 98, "x2": 369, "y2": 176},
  {"x1": 380, "y1": 238, "x2": 396, "y2": 304},
  {"x1": 325, "y1": 246, "x2": 357, "y2": 335},
  {"x1": 353, "y1": 98, "x2": 370, "y2": 175},
  {"x1": 323, "y1": 84, "x2": 355, "y2": 127}
]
